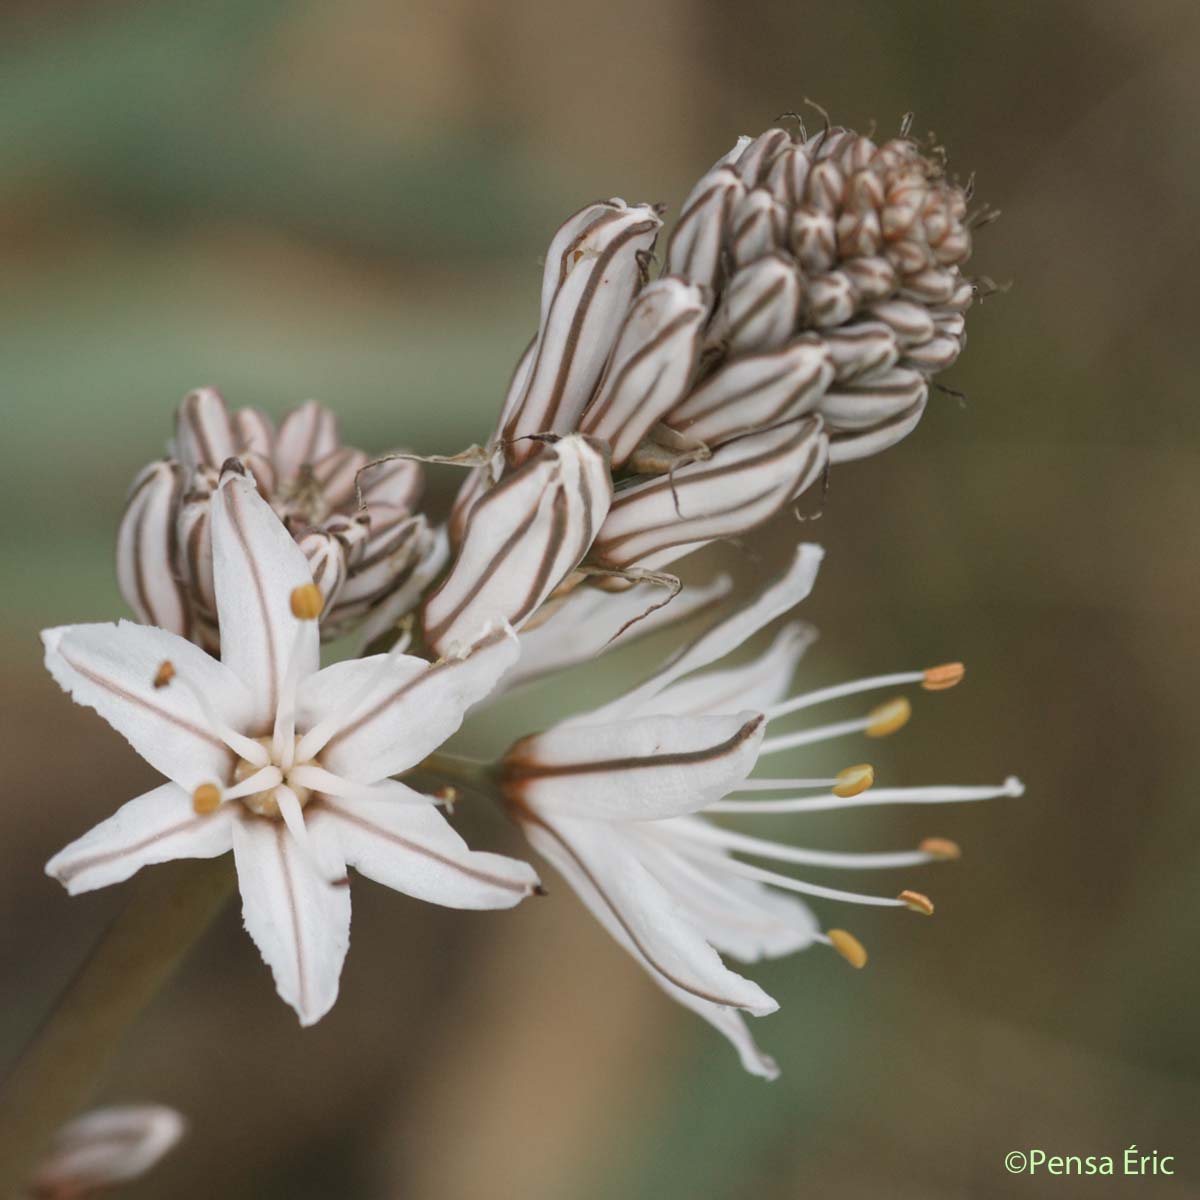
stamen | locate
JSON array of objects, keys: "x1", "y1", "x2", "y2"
[
  {"x1": 922, "y1": 662, "x2": 965, "y2": 691},
  {"x1": 826, "y1": 929, "x2": 868, "y2": 968},
  {"x1": 765, "y1": 669, "x2": 929, "y2": 720},
  {"x1": 153, "y1": 660, "x2": 175, "y2": 689},
  {"x1": 191, "y1": 783, "x2": 221, "y2": 815},
  {"x1": 918, "y1": 837, "x2": 962, "y2": 860},
  {"x1": 866, "y1": 696, "x2": 911, "y2": 737},
  {"x1": 221, "y1": 765, "x2": 283, "y2": 802},
  {"x1": 676, "y1": 844, "x2": 911, "y2": 907},
  {"x1": 833, "y1": 764, "x2": 874, "y2": 797},
  {"x1": 276, "y1": 785, "x2": 347, "y2": 888},
  {"x1": 711, "y1": 777, "x2": 1022, "y2": 814},
  {"x1": 272, "y1": 623, "x2": 310, "y2": 769},
  {"x1": 168, "y1": 672, "x2": 269, "y2": 767},
  {"x1": 288, "y1": 764, "x2": 435, "y2": 805},
  {"x1": 668, "y1": 820, "x2": 948, "y2": 870},
  {"x1": 898, "y1": 889, "x2": 934, "y2": 915},
  {"x1": 290, "y1": 583, "x2": 325, "y2": 621},
  {"x1": 727, "y1": 777, "x2": 844, "y2": 791}
]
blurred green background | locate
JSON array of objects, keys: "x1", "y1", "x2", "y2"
[{"x1": 3, "y1": 1, "x2": 1199, "y2": 1196}]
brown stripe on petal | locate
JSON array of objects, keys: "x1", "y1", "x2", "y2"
[
  {"x1": 60, "y1": 649, "x2": 233, "y2": 760},
  {"x1": 54, "y1": 812, "x2": 220, "y2": 884},
  {"x1": 504, "y1": 715, "x2": 763, "y2": 782},
  {"x1": 321, "y1": 800, "x2": 532, "y2": 894},
  {"x1": 509, "y1": 484, "x2": 570, "y2": 629}
]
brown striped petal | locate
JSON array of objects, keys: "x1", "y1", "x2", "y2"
[
  {"x1": 233, "y1": 406, "x2": 275, "y2": 458},
  {"x1": 827, "y1": 389, "x2": 928, "y2": 464},
  {"x1": 502, "y1": 202, "x2": 662, "y2": 465},
  {"x1": 729, "y1": 187, "x2": 788, "y2": 266},
  {"x1": 590, "y1": 417, "x2": 827, "y2": 573},
  {"x1": 273, "y1": 401, "x2": 340, "y2": 481},
  {"x1": 423, "y1": 435, "x2": 612, "y2": 656},
  {"x1": 174, "y1": 387, "x2": 235, "y2": 469},
  {"x1": 116, "y1": 460, "x2": 189, "y2": 637},
  {"x1": 664, "y1": 165, "x2": 746, "y2": 291},
  {"x1": 820, "y1": 321, "x2": 901, "y2": 382},
  {"x1": 664, "y1": 337, "x2": 833, "y2": 447},
  {"x1": 578, "y1": 278, "x2": 707, "y2": 468},
  {"x1": 818, "y1": 367, "x2": 928, "y2": 432},
  {"x1": 707, "y1": 253, "x2": 804, "y2": 355},
  {"x1": 504, "y1": 711, "x2": 765, "y2": 821}
]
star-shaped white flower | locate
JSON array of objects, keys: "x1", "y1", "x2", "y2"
[
  {"x1": 501, "y1": 544, "x2": 1021, "y2": 1077},
  {"x1": 44, "y1": 462, "x2": 539, "y2": 1025}
]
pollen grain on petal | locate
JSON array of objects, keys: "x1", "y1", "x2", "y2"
[
  {"x1": 191, "y1": 783, "x2": 221, "y2": 815},
  {"x1": 153, "y1": 660, "x2": 176, "y2": 689},
  {"x1": 898, "y1": 888, "x2": 934, "y2": 915},
  {"x1": 833, "y1": 763, "x2": 874, "y2": 797},
  {"x1": 919, "y1": 837, "x2": 962, "y2": 860},
  {"x1": 922, "y1": 662, "x2": 965, "y2": 691},
  {"x1": 290, "y1": 583, "x2": 325, "y2": 621},
  {"x1": 828, "y1": 929, "x2": 868, "y2": 969},
  {"x1": 866, "y1": 696, "x2": 911, "y2": 737}
]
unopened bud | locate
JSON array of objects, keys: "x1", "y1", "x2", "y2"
[
  {"x1": 665, "y1": 166, "x2": 746, "y2": 290},
  {"x1": 590, "y1": 416, "x2": 827, "y2": 573},
  {"x1": 707, "y1": 253, "x2": 804, "y2": 355},
  {"x1": 423, "y1": 435, "x2": 612, "y2": 654},
  {"x1": 502, "y1": 201, "x2": 663, "y2": 466},
  {"x1": 579, "y1": 278, "x2": 707, "y2": 468},
  {"x1": 116, "y1": 460, "x2": 189, "y2": 638}
]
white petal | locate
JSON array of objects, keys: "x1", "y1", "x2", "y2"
[
  {"x1": 506, "y1": 712, "x2": 763, "y2": 821},
  {"x1": 423, "y1": 436, "x2": 611, "y2": 656},
  {"x1": 46, "y1": 783, "x2": 234, "y2": 895},
  {"x1": 322, "y1": 781, "x2": 538, "y2": 908},
  {"x1": 827, "y1": 391, "x2": 928, "y2": 464},
  {"x1": 42, "y1": 622, "x2": 253, "y2": 791},
  {"x1": 636, "y1": 822, "x2": 819, "y2": 961},
  {"x1": 502, "y1": 572, "x2": 733, "y2": 692},
  {"x1": 232, "y1": 811, "x2": 350, "y2": 1026},
  {"x1": 584, "y1": 542, "x2": 823, "y2": 722},
  {"x1": 32, "y1": 1105, "x2": 186, "y2": 1195},
  {"x1": 273, "y1": 400, "x2": 340, "y2": 481},
  {"x1": 524, "y1": 813, "x2": 777, "y2": 1014},
  {"x1": 591, "y1": 417, "x2": 827, "y2": 573},
  {"x1": 298, "y1": 625, "x2": 518, "y2": 782},
  {"x1": 648, "y1": 623, "x2": 814, "y2": 716},
  {"x1": 115, "y1": 460, "x2": 190, "y2": 636},
  {"x1": 210, "y1": 465, "x2": 319, "y2": 727}
]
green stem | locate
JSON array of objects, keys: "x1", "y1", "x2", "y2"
[{"x1": 0, "y1": 857, "x2": 234, "y2": 1196}]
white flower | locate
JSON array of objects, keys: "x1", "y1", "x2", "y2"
[
  {"x1": 28, "y1": 1105, "x2": 184, "y2": 1199},
  {"x1": 45, "y1": 463, "x2": 539, "y2": 1026},
  {"x1": 500, "y1": 544, "x2": 1021, "y2": 1078}
]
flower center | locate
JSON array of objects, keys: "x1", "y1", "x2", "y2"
[{"x1": 234, "y1": 735, "x2": 314, "y2": 819}]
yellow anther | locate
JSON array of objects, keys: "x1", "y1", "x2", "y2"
[
  {"x1": 833, "y1": 764, "x2": 874, "y2": 798},
  {"x1": 919, "y1": 837, "x2": 962, "y2": 860},
  {"x1": 922, "y1": 662, "x2": 965, "y2": 691},
  {"x1": 828, "y1": 929, "x2": 868, "y2": 969},
  {"x1": 898, "y1": 889, "x2": 934, "y2": 916},
  {"x1": 290, "y1": 583, "x2": 325, "y2": 621},
  {"x1": 191, "y1": 783, "x2": 221, "y2": 815},
  {"x1": 866, "y1": 696, "x2": 911, "y2": 737},
  {"x1": 153, "y1": 661, "x2": 176, "y2": 689}
]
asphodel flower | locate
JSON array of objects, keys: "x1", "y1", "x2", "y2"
[
  {"x1": 48, "y1": 464, "x2": 539, "y2": 1025},
  {"x1": 27, "y1": 1106, "x2": 184, "y2": 1200},
  {"x1": 499, "y1": 544, "x2": 1021, "y2": 1077},
  {"x1": 422, "y1": 434, "x2": 612, "y2": 656},
  {"x1": 117, "y1": 388, "x2": 437, "y2": 649}
]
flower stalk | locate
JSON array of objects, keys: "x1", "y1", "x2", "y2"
[{"x1": 0, "y1": 857, "x2": 233, "y2": 1196}]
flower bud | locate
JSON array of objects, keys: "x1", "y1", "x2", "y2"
[
  {"x1": 174, "y1": 387, "x2": 236, "y2": 468},
  {"x1": 707, "y1": 253, "x2": 803, "y2": 356},
  {"x1": 663, "y1": 337, "x2": 833, "y2": 448},
  {"x1": 729, "y1": 188, "x2": 788, "y2": 267},
  {"x1": 501, "y1": 201, "x2": 663, "y2": 466},
  {"x1": 820, "y1": 322, "x2": 900, "y2": 382},
  {"x1": 423, "y1": 435, "x2": 613, "y2": 655},
  {"x1": 590, "y1": 416, "x2": 827, "y2": 573},
  {"x1": 665, "y1": 166, "x2": 746, "y2": 291},
  {"x1": 578, "y1": 278, "x2": 707, "y2": 468},
  {"x1": 818, "y1": 367, "x2": 928, "y2": 432},
  {"x1": 116, "y1": 460, "x2": 189, "y2": 637},
  {"x1": 827, "y1": 389, "x2": 927, "y2": 464},
  {"x1": 29, "y1": 1106, "x2": 185, "y2": 1199}
]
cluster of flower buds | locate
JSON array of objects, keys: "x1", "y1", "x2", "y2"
[
  {"x1": 117, "y1": 389, "x2": 440, "y2": 649},
  {"x1": 448, "y1": 117, "x2": 984, "y2": 589}
]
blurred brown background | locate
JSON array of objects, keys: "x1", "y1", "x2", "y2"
[{"x1": 2, "y1": 1, "x2": 1198, "y2": 1197}]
